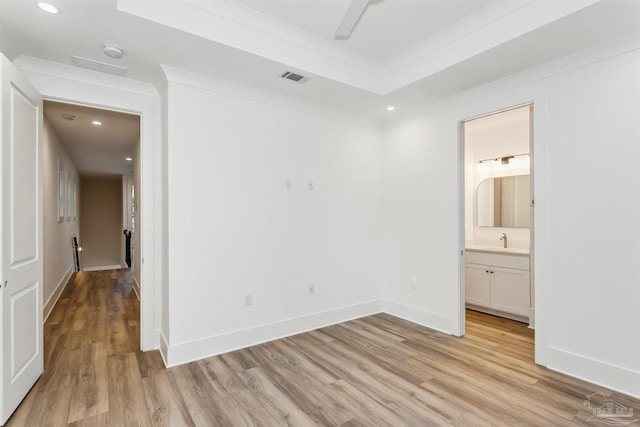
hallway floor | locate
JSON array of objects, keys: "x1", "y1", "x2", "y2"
[
  {"x1": 6, "y1": 270, "x2": 640, "y2": 425},
  {"x1": 7, "y1": 269, "x2": 165, "y2": 426}
]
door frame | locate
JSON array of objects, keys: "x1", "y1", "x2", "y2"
[
  {"x1": 15, "y1": 58, "x2": 162, "y2": 352},
  {"x1": 455, "y1": 88, "x2": 548, "y2": 367}
]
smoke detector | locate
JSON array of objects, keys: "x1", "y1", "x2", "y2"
[
  {"x1": 62, "y1": 114, "x2": 76, "y2": 121},
  {"x1": 280, "y1": 71, "x2": 307, "y2": 83},
  {"x1": 103, "y1": 44, "x2": 124, "y2": 59}
]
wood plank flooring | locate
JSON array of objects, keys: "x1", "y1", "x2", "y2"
[{"x1": 7, "y1": 269, "x2": 639, "y2": 426}]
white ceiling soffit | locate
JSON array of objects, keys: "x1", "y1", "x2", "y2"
[{"x1": 117, "y1": 0, "x2": 599, "y2": 95}]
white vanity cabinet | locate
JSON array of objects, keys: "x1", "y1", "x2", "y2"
[
  {"x1": 465, "y1": 249, "x2": 530, "y2": 321},
  {"x1": 465, "y1": 264, "x2": 492, "y2": 307}
]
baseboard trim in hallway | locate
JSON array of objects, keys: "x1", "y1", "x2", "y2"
[
  {"x1": 83, "y1": 264, "x2": 123, "y2": 272},
  {"x1": 43, "y1": 265, "x2": 73, "y2": 322}
]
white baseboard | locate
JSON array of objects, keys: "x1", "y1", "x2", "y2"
[
  {"x1": 383, "y1": 300, "x2": 454, "y2": 335},
  {"x1": 164, "y1": 300, "x2": 383, "y2": 367},
  {"x1": 132, "y1": 276, "x2": 140, "y2": 300},
  {"x1": 43, "y1": 265, "x2": 74, "y2": 322},
  {"x1": 546, "y1": 346, "x2": 640, "y2": 399},
  {"x1": 83, "y1": 264, "x2": 123, "y2": 272}
]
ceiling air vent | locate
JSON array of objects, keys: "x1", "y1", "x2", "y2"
[
  {"x1": 71, "y1": 55, "x2": 127, "y2": 77},
  {"x1": 280, "y1": 71, "x2": 307, "y2": 83}
]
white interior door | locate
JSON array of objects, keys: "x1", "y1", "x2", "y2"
[{"x1": 0, "y1": 55, "x2": 43, "y2": 424}]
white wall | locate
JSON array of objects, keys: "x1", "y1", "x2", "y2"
[
  {"x1": 382, "y1": 41, "x2": 640, "y2": 398},
  {"x1": 159, "y1": 85, "x2": 171, "y2": 358},
  {"x1": 162, "y1": 69, "x2": 384, "y2": 365},
  {"x1": 544, "y1": 48, "x2": 640, "y2": 395},
  {"x1": 380, "y1": 110, "x2": 461, "y2": 331},
  {"x1": 160, "y1": 83, "x2": 169, "y2": 356},
  {"x1": 42, "y1": 117, "x2": 80, "y2": 319}
]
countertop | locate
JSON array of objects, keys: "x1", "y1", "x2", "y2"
[{"x1": 465, "y1": 245, "x2": 529, "y2": 256}]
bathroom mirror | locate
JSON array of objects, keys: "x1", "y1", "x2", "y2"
[{"x1": 476, "y1": 175, "x2": 530, "y2": 228}]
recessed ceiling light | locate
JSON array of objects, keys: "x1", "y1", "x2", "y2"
[
  {"x1": 92, "y1": 120, "x2": 102, "y2": 126},
  {"x1": 386, "y1": 106, "x2": 395, "y2": 111},
  {"x1": 37, "y1": 2, "x2": 59, "y2": 14},
  {"x1": 125, "y1": 157, "x2": 133, "y2": 161}
]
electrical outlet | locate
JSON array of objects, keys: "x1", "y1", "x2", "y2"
[
  {"x1": 308, "y1": 180, "x2": 314, "y2": 190},
  {"x1": 285, "y1": 178, "x2": 292, "y2": 189},
  {"x1": 308, "y1": 284, "x2": 315, "y2": 295},
  {"x1": 411, "y1": 276, "x2": 417, "y2": 289},
  {"x1": 245, "y1": 294, "x2": 253, "y2": 306}
]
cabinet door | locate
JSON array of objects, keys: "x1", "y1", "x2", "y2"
[
  {"x1": 465, "y1": 264, "x2": 491, "y2": 307},
  {"x1": 492, "y1": 267, "x2": 530, "y2": 317}
]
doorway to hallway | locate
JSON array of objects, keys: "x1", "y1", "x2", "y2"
[
  {"x1": 41, "y1": 100, "x2": 143, "y2": 356},
  {"x1": 43, "y1": 100, "x2": 140, "y2": 276}
]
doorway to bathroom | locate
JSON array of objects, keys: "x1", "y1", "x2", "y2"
[{"x1": 460, "y1": 104, "x2": 534, "y2": 347}]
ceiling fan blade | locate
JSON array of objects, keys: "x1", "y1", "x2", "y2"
[{"x1": 335, "y1": 0, "x2": 369, "y2": 38}]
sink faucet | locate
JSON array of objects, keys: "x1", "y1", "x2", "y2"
[{"x1": 500, "y1": 233, "x2": 508, "y2": 248}]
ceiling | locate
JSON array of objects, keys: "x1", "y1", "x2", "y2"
[
  {"x1": 232, "y1": 0, "x2": 493, "y2": 61},
  {"x1": 44, "y1": 101, "x2": 140, "y2": 177},
  {"x1": 1, "y1": 1, "x2": 639, "y2": 122},
  {"x1": 2, "y1": 0, "x2": 640, "y2": 175}
]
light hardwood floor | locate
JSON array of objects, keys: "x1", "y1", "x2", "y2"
[{"x1": 7, "y1": 269, "x2": 639, "y2": 426}]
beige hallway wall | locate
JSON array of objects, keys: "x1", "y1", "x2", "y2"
[
  {"x1": 80, "y1": 177, "x2": 122, "y2": 269},
  {"x1": 43, "y1": 117, "x2": 80, "y2": 318}
]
